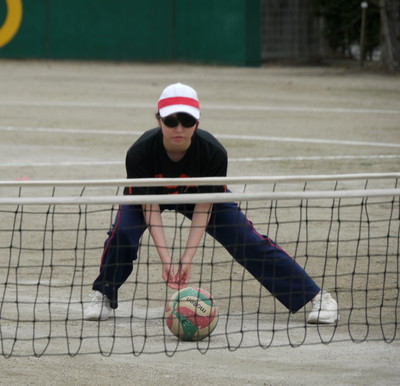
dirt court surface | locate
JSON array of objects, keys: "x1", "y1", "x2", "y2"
[{"x1": 0, "y1": 60, "x2": 400, "y2": 385}]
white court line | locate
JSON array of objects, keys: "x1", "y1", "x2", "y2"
[
  {"x1": 219, "y1": 134, "x2": 400, "y2": 148},
  {"x1": 0, "y1": 100, "x2": 400, "y2": 114},
  {"x1": 1, "y1": 125, "x2": 400, "y2": 148},
  {"x1": 1, "y1": 155, "x2": 400, "y2": 168},
  {"x1": 230, "y1": 154, "x2": 400, "y2": 162}
]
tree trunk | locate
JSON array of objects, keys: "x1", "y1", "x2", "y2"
[{"x1": 380, "y1": 0, "x2": 400, "y2": 71}]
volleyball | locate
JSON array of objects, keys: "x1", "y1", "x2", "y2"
[{"x1": 165, "y1": 287, "x2": 219, "y2": 341}]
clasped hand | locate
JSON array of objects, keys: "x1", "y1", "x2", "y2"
[{"x1": 162, "y1": 259, "x2": 192, "y2": 290}]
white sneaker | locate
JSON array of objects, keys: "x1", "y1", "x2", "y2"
[
  {"x1": 307, "y1": 291, "x2": 339, "y2": 324},
  {"x1": 84, "y1": 291, "x2": 113, "y2": 321}
]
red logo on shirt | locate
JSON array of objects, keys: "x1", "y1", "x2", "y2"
[{"x1": 154, "y1": 173, "x2": 198, "y2": 194}]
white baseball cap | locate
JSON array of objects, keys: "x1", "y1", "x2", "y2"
[{"x1": 158, "y1": 83, "x2": 200, "y2": 119}]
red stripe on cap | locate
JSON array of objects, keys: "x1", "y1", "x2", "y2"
[{"x1": 158, "y1": 97, "x2": 199, "y2": 110}]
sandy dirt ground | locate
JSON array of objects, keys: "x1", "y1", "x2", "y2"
[{"x1": 0, "y1": 60, "x2": 400, "y2": 385}]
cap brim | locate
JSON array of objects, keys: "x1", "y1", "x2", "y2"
[{"x1": 159, "y1": 105, "x2": 200, "y2": 120}]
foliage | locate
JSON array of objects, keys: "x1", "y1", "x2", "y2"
[{"x1": 314, "y1": 0, "x2": 380, "y2": 58}]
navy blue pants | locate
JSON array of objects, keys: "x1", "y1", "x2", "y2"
[{"x1": 92, "y1": 202, "x2": 320, "y2": 313}]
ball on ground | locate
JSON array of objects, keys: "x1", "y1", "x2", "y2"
[{"x1": 165, "y1": 287, "x2": 219, "y2": 341}]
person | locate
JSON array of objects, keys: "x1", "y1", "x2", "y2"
[{"x1": 84, "y1": 82, "x2": 339, "y2": 324}]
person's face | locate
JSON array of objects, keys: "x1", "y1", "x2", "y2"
[{"x1": 159, "y1": 113, "x2": 199, "y2": 152}]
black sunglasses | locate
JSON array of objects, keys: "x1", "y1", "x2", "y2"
[{"x1": 162, "y1": 113, "x2": 198, "y2": 128}]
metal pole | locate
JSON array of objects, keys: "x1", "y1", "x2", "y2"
[{"x1": 360, "y1": 1, "x2": 368, "y2": 67}]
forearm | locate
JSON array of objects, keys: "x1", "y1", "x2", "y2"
[
  {"x1": 142, "y1": 204, "x2": 170, "y2": 263},
  {"x1": 182, "y1": 203, "x2": 213, "y2": 261}
]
